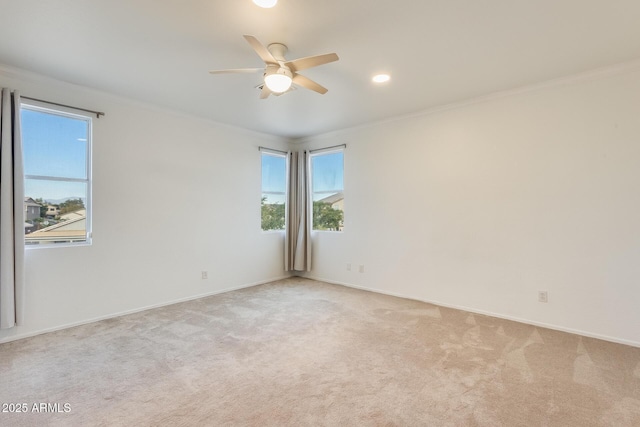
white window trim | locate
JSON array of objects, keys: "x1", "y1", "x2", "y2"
[
  {"x1": 260, "y1": 150, "x2": 288, "y2": 233},
  {"x1": 309, "y1": 146, "x2": 345, "y2": 233},
  {"x1": 22, "y1": 102, "x2": 93, "y2": 248}
]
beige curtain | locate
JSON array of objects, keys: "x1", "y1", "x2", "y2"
[
  {"x1": 0, "y1": 88, "x2": 25, "y2": 329},
  {"x1": 285, "y1": 150, "x2": 311, "y2": 272}
]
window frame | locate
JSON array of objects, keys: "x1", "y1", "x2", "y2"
[
  {"x1": 260, "y1": 149, "x2": 288, "y2": 233},
  {"x1": 21, "y1": 101, "x2": 93, "y2": 248},
  {"x1": 309, "y1": 147, "x2": 345, "y2": 232}
]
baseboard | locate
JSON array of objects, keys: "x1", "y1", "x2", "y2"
[
  {"x1": 0, "y1": 274, "x2": 292, "y2": 344},
  {"x1": 6, "y1": 273, "x2": 637, "y2": 349},
  {"x1": 304, "y1": 275, "x2": 640, "y2": 349}
]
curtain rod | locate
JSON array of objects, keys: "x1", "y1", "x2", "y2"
[
  {"x1": 309, "y1": 144, "x2": 346, "y2": 154},
  {"x1": 21, "y1": 96, "x2": 105, "y2": 118},
  {"x1": 258, "y1": 146, "x2": 288, "y2": 155},
  {"x1": 260, "y1": 144, "x2": 346, "y2": 155}
]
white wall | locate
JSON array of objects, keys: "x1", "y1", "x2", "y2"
[
  {"x1": 298, "y1": 65, "x2": 640, "y2": 346},
  {"x1": 0, "y1": 66, "x2": 290, "y2": 342},
  {"x1": 3, "y1": 62, "x2": 640, "y2": 347}
]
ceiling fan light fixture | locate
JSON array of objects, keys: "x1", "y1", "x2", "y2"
[
  {"x1": 252, "y1": 0, "x2": 277, "y2": 8},
  {"x1": 209, "y1": 35, "x2": 338, "y2": 99},
  {"x1": 264, "y1": 67, "x2": 293, "y2": 93}
]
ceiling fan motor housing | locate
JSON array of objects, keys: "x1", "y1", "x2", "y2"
[{"x1": 267, "y1": 43, "x2": 288, "y2": 61}]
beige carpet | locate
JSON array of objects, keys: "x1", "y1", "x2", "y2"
[{"x1": 1, "y1": 277, "x2": 639, "y2": 426}]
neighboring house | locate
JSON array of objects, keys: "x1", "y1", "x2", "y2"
[
  {"x1": 318, "y1": 192, "x2": 344, "y2": 211},
  {"x1": 46, "y1": 205, "x2": 60, "y2": 218},
  {"x1": 25, "y1": 209, "x2": 87, "y2": 245},
  {"x1": 59, "y1": 209, "x2": 86, "y2": 221},
  {"x1": 318, "y1": 192, "x2": 344, "y2": 231},
  {"x1": 24, "y1": 197, "x2": 41, "y2": 222}
]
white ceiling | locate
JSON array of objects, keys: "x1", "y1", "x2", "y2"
[{"x1": 1, "y1": 1, "x2": 640, "y2": 139}]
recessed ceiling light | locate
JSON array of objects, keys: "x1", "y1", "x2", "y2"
[
  {"x1": 253, "y1": 0, "x2": 277, "y2": 8},
  {"x1": 372, "y1": 74, "x2": 391, "y2": 83}
]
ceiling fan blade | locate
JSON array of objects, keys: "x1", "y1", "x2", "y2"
[
  {"x1": 209, "y1": 68, "x2": 263, "y2": 74},
  {"x1": 292, "y1": 74, "x2": 328, "y2": 94},
  {"x1": 259, "y1": 85, "x2": 271, "y2": 99},
  {"x1": 285, "y1": 53, "x2": 339, "y2": 73},
  {"x1": 243, "y1": 35, "x2": 278, "y2": 65}
]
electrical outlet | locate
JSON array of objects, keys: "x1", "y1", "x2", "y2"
[
  {"x1": 359, "y1": 265, "x2": 365, "y2": 273},
  {"x1": 538, "y1": 291, "x2": 548, "y2": 303},
  {"x1": 347, "y1": 263, "x2": 351, "y2": 271},
  {"x1": 201, "y1": 271, "x2": 208, "y2": 280}
]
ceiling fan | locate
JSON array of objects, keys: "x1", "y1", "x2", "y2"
[{"x1": 209, "y1": 35, "x2": 339, "y2": 99}]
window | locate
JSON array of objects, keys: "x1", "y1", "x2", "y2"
[
  {"x1": 261, "y1": 151, "x2": 287, "y2": 231},
  {"x1": 310, "y1": 149, "x2": 344, "y2": 231},
  {"x1": 21, "y1": 104, "x2": 92, "y2": 246}
]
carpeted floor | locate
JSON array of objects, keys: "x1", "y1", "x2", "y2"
[{"x1": 1, "y1": 277, "x2": 639, "y2": 426}]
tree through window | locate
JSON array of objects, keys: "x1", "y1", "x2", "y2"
[
  {"x1": 261, "y1": 151, "x2": 287, "y2": 231},
  {"x1": 310, "y1": 149, "x2": 344, "y2": 231}
]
